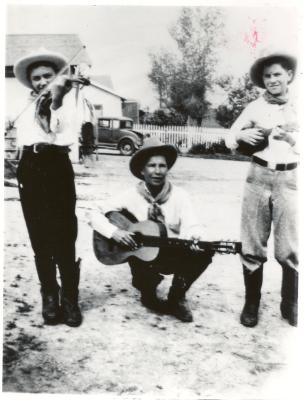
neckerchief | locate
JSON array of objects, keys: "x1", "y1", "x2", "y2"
[
  {"x1": 31, "y1": 91, "x2": 52, "y2": 133},
  {"x1": 263, "y1": 90, "x2": 288, "y2": 105},
  {"x1": 137, "y1": 180, "x2": 172, "y2": 224}
]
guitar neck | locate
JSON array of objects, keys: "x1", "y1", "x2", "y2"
[{"x1": 135, "y1": 234, "x2": 241, "y2": 254}]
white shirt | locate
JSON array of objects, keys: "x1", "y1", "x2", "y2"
[
  {"x1": 15, "y1": 89, "x2": 87, "y2": 147},
  {"x1": 91, "y1": 184, "x2": 202, "y2": 240},
  {"x1": 225, "y1": 95, "x2": 299, "y2": 163}
]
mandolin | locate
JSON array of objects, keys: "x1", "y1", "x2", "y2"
[
  {"x1": 93, "y1": 211, "x2": 242, "y2": 265},
  {"x1": 236, "y1": 127, "x2": 272, "y2": 157}
]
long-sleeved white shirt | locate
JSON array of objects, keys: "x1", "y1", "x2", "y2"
[
  {"x1": 91, "y1": 184, "x2": 202, "y2": 240},
  {"x1": 225, "y1": 95, "x2": 299, "y2": 163},
  {"x1": 15, "y1": 89, "x2": 89, "y2": 147}
]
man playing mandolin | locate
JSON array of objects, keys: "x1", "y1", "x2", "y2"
[
  {"x1": 91, "y1": 137, "x2": 214, "y2": 322},
  {"x1": 225, "y1": 50, "x2": 299, "y2": 327}
]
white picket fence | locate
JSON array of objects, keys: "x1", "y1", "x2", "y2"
[{"x1": 134, "y1": 124, "x2": 228, "y2": 149}]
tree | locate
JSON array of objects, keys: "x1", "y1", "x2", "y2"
[
  {"x1": 215, "y1": 73, "x2": 260, "y2": 128},
  {"x1": 148, "y1": 51, "x2": 176, "y2": 109},
  {"x1": 148, "y1": 7, "x2": 226, "y2": 126},
  {"x1": 140, "y1": 109, "x2": 186, "y2": 126}
]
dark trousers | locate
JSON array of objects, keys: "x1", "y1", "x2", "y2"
[
  {"x1": 16, "y1": 149, "x2": 78, "y2": 296},
  {"x1": 129, "y1": 246, "x2": 213, "y2": 297}
]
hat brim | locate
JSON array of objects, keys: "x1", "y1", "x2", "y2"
[
  {"x1": 14, "y1": 52, "x2": 68, "y2": 88},
  {"x1": 250, "y1": 53, "x2": 297, "y2": 88},
  {"x1": 130, "y1": 144, "x2": 178, "y2": 180}
]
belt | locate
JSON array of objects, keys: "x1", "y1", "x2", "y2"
[
  {"x1": 23, "y1": 143, "x2": 70, "y2": 154},
  {"x1": 252, "y1": 156, "x2": 298, "y2": 171}
]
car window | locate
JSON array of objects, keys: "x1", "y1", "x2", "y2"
[
  {"x1": 112, "y1": 120, "x2": 120, "y2": 129},
  {"x1": 99, "y1": 119, "x2": 110, "y2": 128},
  {"x1": 125, "y1": 121, "x2": 133, "y2": 129}
]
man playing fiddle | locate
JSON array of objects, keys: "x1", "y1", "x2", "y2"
[{"x1": 13, "y1": 48, "x2": 84, "y2": 327}]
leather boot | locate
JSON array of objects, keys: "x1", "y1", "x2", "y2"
[
  {"x1": 41, "y1": 289, "x2": 61, "y2": 325},
  {"x1": 280, "y1": 266, "x2": 298, "y2": 327},
  {"x1": 140, "y1": 284, "x2": 168, "y2": 313},
  {"x1": 60, "y1": 258, "x2": 82, "y2": 327},
  {"x1": 34, "y1": 255, "x2": 61, "y2": 324},
  {"x1": 61, "y1": 295, "x2": 82, "y2": 327},
  {"x1": 240, "y1": 265, "x2": 263, "y2": 327},
  {"x1": 167, "y1": 276, "x2": 193, "y2": 322}
]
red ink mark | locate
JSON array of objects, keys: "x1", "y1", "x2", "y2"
[{"x1": 244, "y1": 19, "x2": 261, "y2": 49}]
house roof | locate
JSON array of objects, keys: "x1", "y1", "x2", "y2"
[
  {"x1": 6, "y1": 34, "x2": 92, "y2": 66},
  {"x1": 90, "y1": 75, "x2": 114, "y2": 90},
  {"x1": 89, "y1": 80, "x2": 126, "y2": 101}
]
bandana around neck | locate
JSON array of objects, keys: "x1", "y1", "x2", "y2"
[
  {"x1": 137, "y1": 180, "x2": 172, "y2": 224},
  {"x1": 31, "y1": 91, "x2": 52, "y2": 133},
  {"x1": 263, "y1": 90, "x2": 289, "y2": 105}
]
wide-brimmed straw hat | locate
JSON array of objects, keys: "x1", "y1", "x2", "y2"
[
  {"x1": 250, "y1": 49, "x2": 297, "y2": 88},
  {"x1": 129, "y1": 137, "x2": 178, "y2": 180},
  {"x1": 13, "y1": 48, "x2": 68, "y2": 88}
]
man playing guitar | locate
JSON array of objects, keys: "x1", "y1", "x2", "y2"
[{"x1": 90, "y1": 137, "x2": 214, "y2": 322}]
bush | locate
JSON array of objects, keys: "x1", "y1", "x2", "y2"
[{"x1": 188, "y1": 139, "x2": 231, "y2": 155}]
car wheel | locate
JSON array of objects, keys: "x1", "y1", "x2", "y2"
[{"x1": 118, "y1": 139, "x2": 135, "y2": 156}]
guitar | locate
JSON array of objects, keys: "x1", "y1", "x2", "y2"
[{"x1": 93, "y1": 211, "x2": 242, "y2": 265}]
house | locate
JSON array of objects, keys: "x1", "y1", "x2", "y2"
[
  {"x1": 5, "y1": 34, "x2": 128, "y2": 161},
  {"x1": 83, "y1": 74, "x2": 126, "y2": 118}
]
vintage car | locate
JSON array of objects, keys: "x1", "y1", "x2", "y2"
[{"x1": 95, "y1": 116, "x2": 144, "y2": 155}]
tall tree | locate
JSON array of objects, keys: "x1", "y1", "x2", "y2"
[
  {"x1": 148, "y1": 7, "x2": 226, "y2": 126},
  {"x1": 148, "y1": 50, "x2": 176, "y2": 109}
]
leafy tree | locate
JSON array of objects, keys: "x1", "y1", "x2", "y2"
[
  {"x1": 140, "y1": 109, "x2": 186, "y2": 126},
  {"x1": 148, "y1": 51, "x2": 176, "y2": 109},
  {"x1": 215, "y1": 73, "x2": 260, "y2": 128},
  {"x1": 148, "y1": 7, "x2": 225, "y2": 126}
]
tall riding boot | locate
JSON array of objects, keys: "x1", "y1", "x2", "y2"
[
  {"x1": 59, "y1": 258, "x2": 82, "y2": 327},
  {"x1": 240, "y1": 265, "x2": 263, "y2": 327},
  {"x1": 34, "y1": 255, "x2": 61, "y2": 325},
  {"x1": 281, "y1": 266, "x2": 298, "y2": 327},
  {"x1": 167, "y1": 275, "x2": 193, "y2": 322}
]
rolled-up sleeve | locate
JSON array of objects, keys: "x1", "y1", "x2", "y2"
[
  {"x1": 225, "y1": 104, "x2": 255, "y2": 150},
  {"x1": 89, "y1": 192, "x2": 133, "y2": 239}
]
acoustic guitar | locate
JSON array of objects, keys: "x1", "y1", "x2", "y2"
[{"x1": 93, "y1": 211, "x2": 242, "y2": 265}]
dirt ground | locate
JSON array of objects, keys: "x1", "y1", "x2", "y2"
[{"x1": 2, "y1": 154, "x2": 302, "y2": 398}]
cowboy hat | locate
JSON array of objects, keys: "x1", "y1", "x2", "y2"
[
  {"x1": 129, "y1": 137, "x2": 178, "y2": 180},
  {"x1": 13, "y1": 48, "x2": 68, "y2": 89},
  {"x1": 250, "y1": 50, "x2": 297, "y2": 88}
]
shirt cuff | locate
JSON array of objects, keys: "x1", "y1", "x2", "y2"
[{"x1": 225, "y1": 130, "x2": 239, "y2": 150}]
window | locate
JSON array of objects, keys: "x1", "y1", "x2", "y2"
[
  {"x1": 99, "y1": 119, "x2": 110, "y2": 128},
  {"x1": 112, "y1": 120, "x2": 120, "y2": 129}
]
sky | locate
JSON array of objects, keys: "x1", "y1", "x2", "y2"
[{"x1": 4, "y1": 1, "x2": 302, "y2": 110}]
